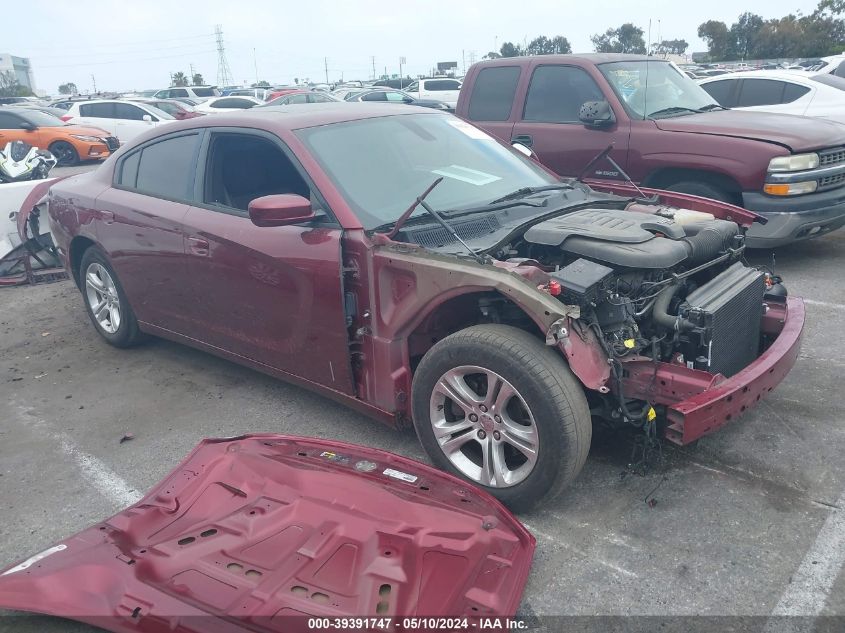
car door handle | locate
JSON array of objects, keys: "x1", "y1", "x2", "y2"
[
  {"x1": 187, "y1": 236, "x2": 210, "y2": 256},
  {"x1": 101, "y1": 210, "x2": 115, "y2": 224},
  {"x1": 512, "y1": 134, "x2": 533, "y2": 148}
]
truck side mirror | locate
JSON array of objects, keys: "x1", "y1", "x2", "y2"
[{"x1": 579, "y1": 101, "x2": 615, "y2": 128}]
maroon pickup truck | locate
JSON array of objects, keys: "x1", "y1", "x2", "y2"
[{"x1": 456, "y1": 54, "x2": 845, "y2": 247}]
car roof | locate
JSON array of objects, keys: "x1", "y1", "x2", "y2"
[
  {"x1": 474, "y1": 53, "x2": 654, "y2": 68},
  {"x1": 161, "y1": 103, "x2": 439, "y2": 132},
  {"x1": 699, "y1": 69, "x2": 814, "y2": 84}
]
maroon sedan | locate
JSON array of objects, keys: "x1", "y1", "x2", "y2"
[{"x1": 47, "y1": 104, "x2": 804, "y2": 510}]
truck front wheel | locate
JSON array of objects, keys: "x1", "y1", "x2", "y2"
[
  {"x1": 664, "y1": 181, "x2": 730, "y2": 203},
  {"x1": 411, "y1": 324, "x2": 591, "y2": 512}
]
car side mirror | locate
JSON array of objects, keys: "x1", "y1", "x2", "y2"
[
  {"x1": 579, "y1": 101, "x2": 615, "y2": 128},
  {"x1": 511, "y1": 142, "x2": 536, "y2": 159},
  {"x1": 402, "y1": 97, "x2": 414, "y2": 104},
  {"x1": 248, "y1": 194, "x2": 314, "y2": 227},
  {"x1": 20, "y1": 122, "x2": 36, "y2": 131},
  {"x1": 142, "y1": 114, "x2": 153, "y2": 123}
]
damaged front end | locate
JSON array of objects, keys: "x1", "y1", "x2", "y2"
[{"x1": 0, "y1": 435, "x2": 535, "y2": 632}]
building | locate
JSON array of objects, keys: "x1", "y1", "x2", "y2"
[{"x1": 0, "y1": 53, "x2": 38, "y2": 95}]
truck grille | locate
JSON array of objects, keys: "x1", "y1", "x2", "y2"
[
  {"x1": 819, "y1": 172, "x2": 845, "y2": 189},
  {"x1": 684, "y1": 263, "x2": 765, "y2": 378},
  {"x1": 819, "y1": 147, "x2": 845, "y2": 167}
]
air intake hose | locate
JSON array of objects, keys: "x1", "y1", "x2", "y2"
[
  {"x1": 653, "y1": 284, "x2": 696, "y2": 332},
  {"x1": 680, "y1": 221, "x2": 739, "y2": 265}
]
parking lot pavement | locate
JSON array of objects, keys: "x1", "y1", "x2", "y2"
[{"x1": 0, "y1": 228, "x2": 844, "y2": 629}]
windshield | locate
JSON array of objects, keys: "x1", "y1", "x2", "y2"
[
  {"x1": 599, "y1": 61, "x2": 720, "y2": 119},
  {"x1": 296, "y1": 113, "x2": 557, "y2": 229},
  {"x1": 19, "y1": 110, "x2": 64, "y2": 127},
  {"x1": 812, "y1": 73, "x2": 845, "y2": 91}
]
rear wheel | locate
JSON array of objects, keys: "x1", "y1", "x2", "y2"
[
  {"x1": 665, "y1": 181, "x2": 730, "y2": 202},
  {"x1": 411, "y1": 324, "x2": 591, "y2": 512},
  {"x1": 79, "y1": 247, "x2": 143, "y2": 348},
  {"x1": 48, "y1": 141, "x2": 79, "y2": 167}
]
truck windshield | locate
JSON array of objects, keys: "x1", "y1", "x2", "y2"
[
  {"x1": 295, "y1": 113, "x2": 557, "y2": 229},
  {"x1": 599, "y1": 60, "x2": 720, "y2": 120}
]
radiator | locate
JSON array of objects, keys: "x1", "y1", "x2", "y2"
[{"x1": 684, "y1": 262, "x2": 765, "y2": 377}]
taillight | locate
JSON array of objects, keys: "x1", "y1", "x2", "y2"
[{"x1": 60, "y1": 115, "x2": 72, "y2": 122}]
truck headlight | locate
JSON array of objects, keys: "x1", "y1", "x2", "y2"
[
  {"x1": 768, "y1": 153, "x2": 820, "y2": 172},
  {"x1": 763, "y1": 181, "x2": 818, "y2": 196}
]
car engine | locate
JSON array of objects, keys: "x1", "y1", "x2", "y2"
[{"x1": 495, "y1": 205, "x2": 769, "y2": 380}]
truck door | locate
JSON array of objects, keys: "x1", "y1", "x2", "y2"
[
  {"x1": 511, "y1": 63, "x2": 630, "y2": 178},
  {"x1": 459, "y1": 65, "x2": 522, "y2": 146}
]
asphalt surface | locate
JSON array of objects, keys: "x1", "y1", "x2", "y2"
[{"x1": 1, "y1": 165, "x2": 844, "y2": 629}]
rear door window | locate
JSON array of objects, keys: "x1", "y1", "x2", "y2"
[
  {"x1": 783, "y1": 82, "x2": 811, "y2": 103},
  {"x1": 467, "y1": 66, "x2": 521, "y2": 121},
  {"x1": 737, "y1": 79, "x2": 787, "y2": 106},
  {"x1": 170, "y1": 88, "x2": 189, "y2": 97},
  {"x1": 700, "y1": 79, "x2": 738, "y2": 107},
  {"x1": 113, "y1": 103, "x2": 147, "y2": 121},
  {"x1": 192, "y1": 87, "x2": 216, "y2": 97},
  {"x1": 523, "y1": 65, "x2": 604, "y2": 123},
  {"x1": 120, "y1": 133, "x2": 201, "y2": 201},
  {"x1": 362, "y1": 91, "x2": 387, "y2": 101},
  {"x1": 80, "y1": 103, "x2": 115, "y2": 118},
  {"x1": 210, "y1": 98, "x2": 257, "y2": 109},
  {"x1": 286, "y1": 94, "x2": 308, "y2": 104},
  {"x1": 425, "y1": 79, "x2": 461, "y2": 91}
]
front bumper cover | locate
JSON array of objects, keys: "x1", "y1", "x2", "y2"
[
  {"x1": 743, "y1": 189, "x2": 845, "y2": 247},
  {"x1": 620, "y1": 297, "x2": 804, "y2": 445}
]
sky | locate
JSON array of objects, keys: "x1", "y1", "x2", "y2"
[{"x1": 4, "y1": 0, "x2": 824, "y2": 94}]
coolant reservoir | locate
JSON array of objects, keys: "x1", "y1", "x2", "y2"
[{"x1": 668, "y1": 207, "x2": 716, "y2": 225}]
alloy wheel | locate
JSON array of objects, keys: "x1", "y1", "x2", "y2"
[
  {"x1": 429, "y1": 365, "x2": 539, "y2": 487},
  {"x1": 84, "y1": 263, "x2": 121, "y2": 334}
]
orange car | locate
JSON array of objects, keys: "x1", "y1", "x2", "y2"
[{"x1": 0, "y1": 107, "x2": 118, "y2": 166}]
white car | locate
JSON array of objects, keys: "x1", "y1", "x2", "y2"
[
  {"x1": 699, "y1": 70, "x2": 845, "y2": 125},
  {"x1": 152, "y1": 86, "x2": 220, "y2": 100},
  {"x1": 403, "y1": 78, "x2": 462, "y2": 108},
  {"x1": 193, "y1": 96, "x2": 264, "y2": 113},
  {"x1": 61, "y1": 100, "x2": 176, "y2": 143}
]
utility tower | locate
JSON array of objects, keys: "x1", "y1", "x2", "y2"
[{"x1": 215, "y1": 25, "x2": 233, "y2": 88}]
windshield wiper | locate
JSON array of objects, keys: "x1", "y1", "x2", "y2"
[
  {"x1": 698, "y1": 103, "x2": 727, "y2": 111},
  {"x1": 384, "y1": 177, "x2": 444, "y2": 239},
  {"x1": 647, "y1": 106, "x2": 703, "y2": 119},
  {"x1": 381, "y1": 178, "x2": 486, "y2": 264},
  {"x1": 488, "y1": 184, "x2": 573, "y2": 205}
]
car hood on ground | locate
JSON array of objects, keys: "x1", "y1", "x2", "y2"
[
  {"x1": 0, "y1": 434, "x2": 535, "y2": 632},
  {"x1": 58, "y1": 124, "x2": 113, "y2": 138},
  {"x1": 652, "y1": 109, "x2": 845, "y2": 152}
]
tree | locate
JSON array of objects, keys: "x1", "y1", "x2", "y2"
[
  {"x1": 483, "y1": 51, "x2": 502, "y2": 60},
  {"x1": 698, "y1": 20, "x2": 733, "y2": 60},
  {"x1": 252, "y1": 80, "x2": 271, "y2": 87},
  {"x1": 591, "y1": 23, "x2": 647, "y2": 54},
  {"x1": 656, "y1": 39, "x2": 689, "y2": 55},
  {"x1": 58, "y1": 82, "x2": 78, "y2": 95},
  {"x1": 730, "y1": 12, "x2": 764, "y2": 59},
  {"x1": 525, "y1": 35, "x2": 572, "y2": 55},
  {"x1": 0, "y1": 71, "x2": 33, "y2": 97},
  {"x1": 499, "y1": 41, "x2": 522, "y2": 57},
  {"x1": 171, "y1": 72, "x2": 188, "y2": 87},
  {"x1": 191, "y1": 73, "x2": 204, "y2": 86}
]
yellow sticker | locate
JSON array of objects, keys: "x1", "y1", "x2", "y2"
[
  {"x1": 624, "y1": 339, "x2": 636, "y2": 349},
  {"x1": 647, "y1": 407, "x2": 657, "y2": 422}
]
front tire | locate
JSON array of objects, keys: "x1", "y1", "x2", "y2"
[
  {"x1": 665, "y1": 181, "x2": 730, "y2": 202},
  {"x1": 411, "y1": 325, "x2": 591, "y2": 512},
  {"x1": 48, "y1": 141, "x2": 79, "y2": 167},
  {"x1": 79, "y1": 247, "x2": 143, "y2": 348}
]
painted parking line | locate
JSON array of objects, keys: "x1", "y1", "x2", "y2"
[
  {"x1": 766, "y1": 489, "x2": 845, "y2": 630},
  {"x1": 802, "y1": 299, "x2": 845, "y2": 311},
  {"x1": 14, "y1": 403, "x2": 141, "y2": 509}
]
